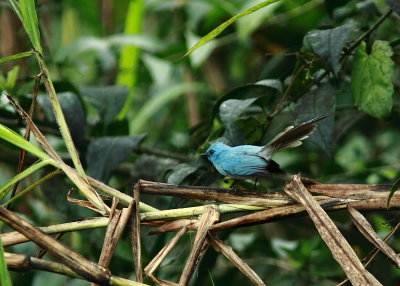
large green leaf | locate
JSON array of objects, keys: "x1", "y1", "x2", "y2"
[
  {"x1": 295, "y1": 83, "x2": 335, "y2": 155},
  {"x1": 351, "y1": 41, "x2": 394, "y2": 118},
  {"x1": 184, "y1": 0, "x2": 280, "y2": 57},
  {"x1": 305, "y1": 21, "x2": 354, "y2": 75},
  {"x1": 86, "y1": 135, "x2": 146, "y2": 182},
  {"x1": 39, "y1": 92, "x2": 86, "y2": 146},
  {"x1": 212, "y1": 79, "x2": 283, "y2": 119},
  {"x1": 130, "y1": 83, "x2": 205, "y2": 134},
  {"x1": 81, "y1": 86, "x2": 128, "y2": 126},
  {"x1": 219, "y1": 97, "x2": 258, "y2": 144},
  {"x1": 167, "y1": 163, "x2": 200, "y2": 185},
  {"x1": 18, "y1": 0, "x2": 42, "y2": 53}
]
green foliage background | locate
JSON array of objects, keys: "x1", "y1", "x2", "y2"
[{"x1": 0, "y1": 0, "x2": 400, "y2": 285}]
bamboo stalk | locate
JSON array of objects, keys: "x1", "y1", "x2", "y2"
[
  {"x1": 0, "y1": 206, "x2": 110, "y2": 283},
  {"x1": 5, "y1": 252, "x2": 149, "y2": 286},
  {"x1": 0, "y1": 217, "x2": 109, "y2": 247}
]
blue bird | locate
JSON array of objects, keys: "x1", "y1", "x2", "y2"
[{"x1": 204, "y1": 116, "x2": 326, "y2": 187}]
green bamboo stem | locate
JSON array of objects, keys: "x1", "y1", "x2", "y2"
[
  {"x1": 34, "y1": 53, "x2": 88, "y2": 180},
  {"x1": 4, "y1": 252, "x2": 149, "y2": 286},
  {"x1": 140, "y1": 204, "x2": 267, "y2": 221},
  {"x1": 0, "y1": 158, "x2": 53, "y2": 200},
  {"x1": 1, "y1": 217, "x2": 109, "y2": 247},
  {"x1": 2, "y1": 169, "x2": 62, "y2": 207},
  {"x1": 88, "y1": 177, "x2": 158, "y2": 212},
  {"x1": 116, "y1": 0, "x2": 145, "y2": 120}
]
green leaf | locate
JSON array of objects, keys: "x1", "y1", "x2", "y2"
[
  {"x1": 38, "y1": 92, "x2": 86, "y2": 146},
  {"x1": 351, "y1": 41, "x2": 394, "y2": 118},
  {"x1": 185, "y1": 30, "x2": 218, "y2": 68},
  {"x1": 130, "y1": 83, "x2": 205, "y2": 134},
  {"x1": 0, "y1": 159, "x2": 52, "y2": 201},
  {"x1": 115, "y1": 0, "x2": 146, "y2": 120},
  {"x1": 81, "y1": 86, "x2": 128, "y2": 126},
  {"x1": 212, "y1": 79, "x2": 282, "y2": 118},
  {"x1": 18, "y1": 0, "x2": 42, "y2": 53},
  {"x1": 387, "y1": 176, "x2": 400, "y2": 207},
  {"x1": 142, "y1": 54, "x2": 173, "y2": 86},
  {"x1": 184, "y1": 0, "x2": 280, "y2": 57},
  {"x1": 8, "y1": 0, "x2": 22, "y2": 21},
  {"x1": 0, "y1": 237, "x2": 12, "y2": 286},
  {"x1": 295, "y1": 83, "x2": 335, "y2": 155},
  {"x1": 219, "y1": 98, "x2": 258, "y2": 144},
  {"x1": 86, "y1": 135, "x2": 146, "y2": 182},
  {"x1": 167, "y1": 163, "x2": 200, "y2": 185},
  {"x1": 0, "y1": 123, "x2": 48, "y2": 160},
  {"x1": 305, "y1": 21, "x2": 354, "y2": 75},
  {"x1": 0, "y1": 51, "x2": 35, "y2": 65}
]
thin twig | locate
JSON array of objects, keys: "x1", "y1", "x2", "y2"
[
  {"x1": 8, "y1": 72, "x2": 42, "y2": 209},
  {"x1": 271, "y1": 64, "x2": 305, "y2": 117},
  {"x1": 344, "y1": 9, "x2": 393, "y2": 55},
  {"x1": 135, "y1": 146, "x2": 192, "y2": 162}
]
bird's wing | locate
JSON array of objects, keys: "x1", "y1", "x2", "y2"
[{"x1": 219, "y1": 151, "x2": 268, "y2": 177}]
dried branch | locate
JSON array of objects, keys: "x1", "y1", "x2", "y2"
[
  {"x1": 9, "y1": 72, "x2": 42, "y2": 210},
  {"x1": 348, "y1": 207, "x2": 400, "y2": 267},
  {"x1": 131, "y1": 184, "x2": 143, "y2": 282},
  {"x1": 5, "y1": 252, "x2": 149, "y2": 286},
  {"x1": 285, "y1": 175, "x2": 381, "y2": 286},
  {"x1": 208, "y1": 234, "x2": 267, "y2": 286},
  {"x1": 145, "y1": 227, "x2": 188, "y2": 276},
  {"x1": 0, "y1": 206, "x2": 110, "y2": 284},
  {"x1": 139, "y1": 179, "x2": 291, "y2": 206},
  {"x1": 179, "y1": 206, "x2": 220, "y2": 285}
]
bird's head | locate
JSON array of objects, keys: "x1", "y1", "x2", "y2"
[{"x1": 202, "y1": 142, "x2": 229, "y2": 162}]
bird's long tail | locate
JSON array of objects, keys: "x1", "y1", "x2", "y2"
[{"x1": 259, "y1": 115, "x2": 326, "y2": 157}]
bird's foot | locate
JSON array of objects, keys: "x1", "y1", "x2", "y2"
[
  {"x1": 231, "y1": 180, "x2": 242, "y2": 194},
  {"x1": 253, "y1": 178, "x2": 258, "y2": 191}
]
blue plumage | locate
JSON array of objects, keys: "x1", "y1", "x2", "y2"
[{"x1": 204, "y1": 116, "x2": 325, "y2": 179}]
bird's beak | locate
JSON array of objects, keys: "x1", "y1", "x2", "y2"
[{"x1": 200, "y1": 153, "x2": 208, "y2": 157}]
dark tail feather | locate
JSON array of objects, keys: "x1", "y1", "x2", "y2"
[{"x1": 260, "y1": 115, "x2": 326, "y2": 156}]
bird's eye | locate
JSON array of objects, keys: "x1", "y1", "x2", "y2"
[{"x1": 209, "y1": 150, "x2": 215, "y2": 155}]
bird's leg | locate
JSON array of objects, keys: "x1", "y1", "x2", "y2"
[
  {"x1": 231, "y1": 180, "x2": 243, "y2": 194},
  {"x1": 253, "y1": 178, "x2": 258, "y2": 191}
]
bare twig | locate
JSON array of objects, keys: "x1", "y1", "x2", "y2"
[
  {"x1": 271, "y1": 64, "x2": 305, "y2": 117},
  {"x1": 348, "y1": 207, "x2": 400, "y2": 267},
  {"x1": 145, "y1": 227, "x2": 188, "y2": 276},
  {"x1": 344, "y1": 9, "x2": 393, "y2": 55},
  {"x1": 285, "y1": 175, "x2": 381, "y2": 286},
  {"x1": 131, "y1": 184, "x2": 143, "y2": 282},
  {"x1": 8, "y1": 72, "x2": 42, "y2": 210},
  {"x1": 208, "y1": 234, "x2": 267, "y2": 286}
]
